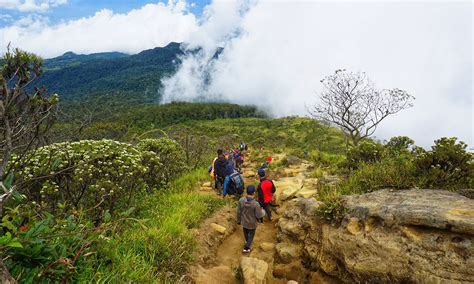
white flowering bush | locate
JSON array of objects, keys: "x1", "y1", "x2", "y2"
[
  {"x1": 11, "y1": 139, "x2": 185, "y2": 222},
  {"x1": 137, "y1": 138, "x2": 187, "y2": 186}
]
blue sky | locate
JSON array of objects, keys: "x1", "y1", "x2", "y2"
[{"x1": 0, "y1": 0, "x2": 210, "y2": 27}]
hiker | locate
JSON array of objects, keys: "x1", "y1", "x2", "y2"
[
  {"x1": 234, "y1": 151, "x2": 244, "y2": 173},
  {"x1": 222, "y1": 160, "x2": 235, "y2": 197},
  {"x1": 257, "y1": 168, "x2": 276, "y2": 221},
  {"x1": 214, "y1": 149, "x2": 228, "y2": 191},
  {"x1": 228, "y1": 169, "x2": 245, "y2": 197},
  {"x1": 208, "y1": 156, "x2": 218, "y2": 188},
  {"x1": 237, "y1": 185, "x2": 265, "y2": 253},
  {"x1": 239, "y1": 141, "x2": 248, "y2": 151}
]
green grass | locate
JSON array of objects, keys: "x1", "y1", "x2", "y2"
[{"x1": 82, "y1": 168, "x2": 226, "y2": 282}]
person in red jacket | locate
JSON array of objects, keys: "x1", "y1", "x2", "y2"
[{"x1": 256, "y1": 168, "x2": 276, "y2": 221}]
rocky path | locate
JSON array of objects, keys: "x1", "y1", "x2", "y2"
[{"x1": 190, "y1": 154, "x2": 318, "y2": 284}]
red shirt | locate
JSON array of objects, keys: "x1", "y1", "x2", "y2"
[{"x1": 257, "y1": 178, "x2": 275, "y2": 204}]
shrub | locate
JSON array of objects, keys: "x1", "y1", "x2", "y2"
[
  {"x1": 11, "y1": 138, "x2": 186, "y2": 223},
  {"x1": 11, "y1": 140, "x2": 147, "y2": 222},
  {"x1": 385, "y1": 136, "x2": 415, "y2": 152},
  {"x1": 414, "y1": 137, "x2": 473, "y2": 190},
  {"x1": 344, "y1": 141, "x2": 385, "y2": 169},
  {"x1": 340, "y1": 156, "x2": 417, "y2": 194},
  {"x1": 138, "y1": 138, "x2": 187, "y2": 187}
]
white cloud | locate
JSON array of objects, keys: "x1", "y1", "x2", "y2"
[
  {"x1": 0, "y1": 0, "x2": 471, "y2": 148},
  {"x1": 0, "y1": 0, "x2": 67, "y2": 12},
  {"x1": 162, "y1": 0, "x2": 473, "y2": 148},
  {"x1": 0, "y1": 1, "x2": 198, "y2": 57}
]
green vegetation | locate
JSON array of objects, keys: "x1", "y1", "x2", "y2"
[
  {"x1": 2, "y1": 46, "x2": 473, "y2": 282},
  {"x1": 316, "y1": 136, "x2": 474, "y2": 221},
  {"x1": 38, "y1": 42, "x2": 183, "y2": 101}
]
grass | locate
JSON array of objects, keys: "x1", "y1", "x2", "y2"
[{"x1": 82, "y1": 167, "x2": 226, "y2": 282}]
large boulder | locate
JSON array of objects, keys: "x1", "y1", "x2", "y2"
[
  {"x1": 275, "y1": 242, "x2": 302, "y2": 263},
  {"x1": 279, "y1": 189, "x2": 474, "y2": 283},
  {"x1": 286, "y1": 155, "x2": 302, "y2": 165},
  {"x1": 240, "y1": 257, "x2": 269, "y2": 284}
]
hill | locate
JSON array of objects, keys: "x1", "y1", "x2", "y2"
[{"x1": 38, "y1": 42, "x2": 184, "y2": 101}]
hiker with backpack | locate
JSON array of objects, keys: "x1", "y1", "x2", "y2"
[
  {"x1": 214, "y1": 149, "x2": 228, "y2": 191},
  {"x1": 256, "y1": 168, "x2": 276, "y2": 221},
  {"x1": 228, "y1": 168, "x2": 245, "y2": 197},
  {"x1": 237, "y1": 185, "x2": 265, "y2": 253},
  {"x1": 222, "y1": 161, "x2": 237, "y2": 197}
]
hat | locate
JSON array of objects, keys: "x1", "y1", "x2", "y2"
[
  {"x1": 247, "y1": 185, "x2": 256, "y2": 194},
  {"x1": 258, "y1": 168, "x2": 265, "y2": 177}
]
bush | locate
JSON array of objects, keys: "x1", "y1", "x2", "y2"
[
  {"x1": 344, "y1": 141, "x2": 385, "y2": 169},
  {"x1": 137, "y1": 138, "x2": 187, "y2": 187},
  {"x1": 11, "y1": 138, "x2": 186, "y2": 223},
  {"x1": 385, "y1": 136, "x2": 415, "y2": 152},
  {"x1": 414, "y1": 137, "x2": 473, "y2": 190},
  {"x1": 12, "y1": 140, "x2": 147, "y2": 223}
]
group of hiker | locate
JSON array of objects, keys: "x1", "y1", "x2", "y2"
[
  {"x1": 209, "y1": 142, "x2": 247, "y2": 197},
  {"x1": 208, "y1": 142, "x2": 277, "y2": 253}
]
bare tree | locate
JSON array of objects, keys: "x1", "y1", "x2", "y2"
[
  {"x1": 309, "y1": 69, "x2": 414, "y2": 145},
  {"x1": 0, "y1": 46, "x2": 58, "y2": 206}
]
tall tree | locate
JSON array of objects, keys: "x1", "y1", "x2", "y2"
[
  {"x1": 309, "y1": 69, "x2": 414, "y2": 145},
  {"x1": 0, "y1": 46, "x2": 58, "y2": 205}
]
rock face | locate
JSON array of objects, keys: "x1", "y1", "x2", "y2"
[
  {"x1": 240, "y1": 257, "x2": 269, "y2": 284},
  {"x1": 276, "y1": 189, "x2": 474, "y2": 283},
  {"x1": 286, "y1": 155, "x2": 302, "y2": 165}
]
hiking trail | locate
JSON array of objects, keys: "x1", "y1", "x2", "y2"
[{"x1": 189, "y1": 152, "x2": 324, "y2": 284}]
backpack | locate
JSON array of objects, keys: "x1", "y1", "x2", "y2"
[{"x1": 229, "y1": 171, "x2": 244, "y2": 195}]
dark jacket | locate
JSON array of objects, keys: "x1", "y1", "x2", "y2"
[
  {"x1": 257, "y1": 178, "x2": 276, "y2": 204},
  {"x1": 237, "y1": 196, "x2": 265, "y2": 230},
  {"x1": 214, "y1": 156, "x2": 228, "y2": 178},
  {"x1": 225, "y1": 161, "x2": 234, "y2": 175}
]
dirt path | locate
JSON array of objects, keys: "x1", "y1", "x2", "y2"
[{"x1": 191, "y1": 153, "x2": 313, "y2": 284}]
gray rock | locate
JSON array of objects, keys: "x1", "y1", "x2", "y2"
[
  {"x1": 280, "y1": 187, "x2": 299, "y2": 201},
  {"x1": 286, "y1": 155, "x2": 302, "y2": 165},
  {"x1": 279, "y1": 188, "x2": 474, "y2": 283},
  {"x1": 276, "y1": 242, "x2": 302, "y2": 263},
  {"x1": 343, "y1": 189, "x2": 474, "y2": 234},
  {"x1": 240, "y1": 257, "x2": 268, "y2": 284}
]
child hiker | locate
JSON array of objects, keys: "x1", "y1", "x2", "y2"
[{"x1": 237, "y1": 185, "x2": 265, "y2": 253}]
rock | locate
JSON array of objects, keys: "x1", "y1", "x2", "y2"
[
  {"x1": 210, "y1": 223, "x2": 227, "y2": 234},
  {"x1": 319, "y1": 175, "x2": 340, "y2": 186},
  {"x1": 287, "y1": 281, "x2": 298, "y2": 284},
  {"x1": 286, "y1": 155, "x2": 302, "y2": 165},
  {"x1": 278, "y1": 188, "x2": 474, "y2": 283},
  {"x1": 276, "y1": 242, "x2": 301, "y2": 263},
  {"x1": 458, "y1": 188, "x2": 474, "y2": 199},
  {"x1": 296, "y1": 190, "x2": 317, "y2": 199},
  {"x1": 193, "y1": 265, "x2": 235, "y2": 284},
  {"x1": 283, "y1": 168, "x2": 300, "y2": 177},
  {"x1": 240, "y1": 257, "x2": 268, "y2": 284},
  {"x1": 243, "y1": 171, "x2": 255, "y2": 178},
  {"x1": 202, "y1": 181, "x2": 212, "y2": 187},
  {"x1": 260, "y1": 242, "x2": 275, "y2": 252},
  {"x1": 345, "y1": 217, "x2": 361, "y2": 235},
  {"x1": 278, "y1": 217, "x2": 305, "y2": 240},
  {"x1": 343, "y1": 189, "x2": 474, "y2": 234},
  {"x1": 273, "y1": 261, "x2": 305, "y2": 282},
  {"x1": 200, "y1": 186, "x2": 213, "y2": 192},
  {"x1": 280, "y1": 187, "x2": 299, "y2": 201},
  {"x1": 297, "y1": 198, "x2": 321, "y2": 216}
]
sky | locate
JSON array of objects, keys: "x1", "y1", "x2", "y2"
[{"x1": 0, "y1": 0, "x2": 472, "y2": 148}]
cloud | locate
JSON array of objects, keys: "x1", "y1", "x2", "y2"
[
  {"x1": 0, "y1": 0, "x2": 198, "y2": 57},
  {"x1": 0, "y1": 0, "x2": 67, "y2": 12},
  {"x1": 162, "y1": 1, "x2": 473, "y2": 148}
]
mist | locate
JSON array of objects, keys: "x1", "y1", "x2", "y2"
[{"x1": 161, "y1": 0, "x2": 472, "y2": 148}]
